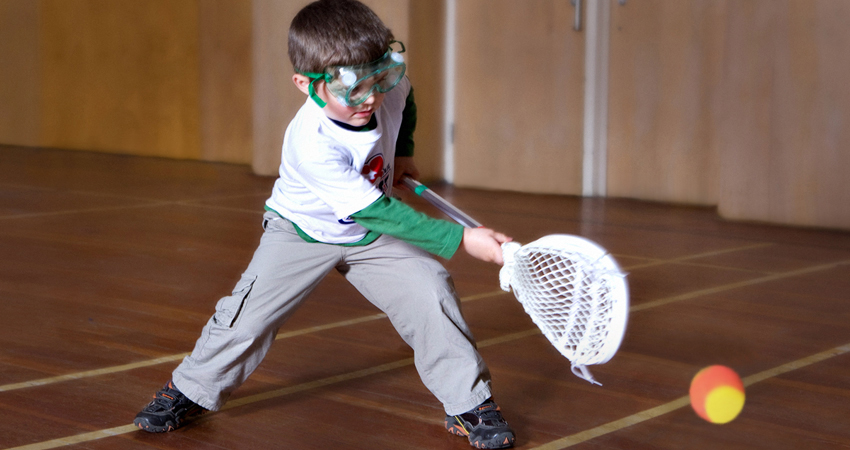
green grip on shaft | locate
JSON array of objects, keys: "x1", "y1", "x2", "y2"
[{"x1": 414, "y1": 185, "x2": 428, "y2": 196}]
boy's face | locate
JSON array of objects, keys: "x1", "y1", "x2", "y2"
[{"x1": 293, "y1": 74, "x2": 385, "y2": 127}]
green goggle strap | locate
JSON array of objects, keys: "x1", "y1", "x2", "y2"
[
  {"x1": 300, "y1": 72, "x2": 329, "y2": 108},
  {"x1": 389, "y1": 40, "x2": 405, "y2": 54}
]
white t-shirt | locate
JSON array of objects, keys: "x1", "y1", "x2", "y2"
[{"x1": 265, "y1": 77, "x2": 410, "y2": 244}]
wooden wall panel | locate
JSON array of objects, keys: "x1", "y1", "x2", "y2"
[
  {"x1": 250, "y1": 0, "x2": 310, "y2": 175},
  {"x1": 717, "y1": 0, "x2": 850, "y2": 229},
  {"x1": 3, "y1": 0, "x2": 442, "y2": 178},
  {"x1": 607, "y1": 0, "x2": 727, "y2": 204},
  {"x1": 363, "y1": 0, "x2": 409, "y2": 42},
  {"x1": 3, "y1": 0, "x2": 846, "y2": 229},
  {"x1": 199, "y1": 0, "x2": 253, "y2": 164},
  {"x1": 0, "y1": 0, "x2": 41, "y2": 147},
  {"x1": 454, "y1": 0, "x2": 584, "y2": 194},
  {"x1": 39, "y1": 0, "x2": 201, "y2": 159},
  {"x1": 405, "y1": 0, "x2": 445, "y2": 181}
]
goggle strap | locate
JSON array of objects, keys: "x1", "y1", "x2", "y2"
[
  {"x1": 307, "y1": 78, "x2": 327, "y2": 108},
  {"x1": 299, "y1": 71, "x2": 328, "y2": 108},
  {"x1": 389, "y1": 40, "x2": 405, "y2": 54}
]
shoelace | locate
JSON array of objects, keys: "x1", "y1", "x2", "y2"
[
  {"x1": 471, "y1": 403, "x2": 506, "y2": 426},
  {"x1": 150, "y1": 387, "x2": 181, "y2": 411}
]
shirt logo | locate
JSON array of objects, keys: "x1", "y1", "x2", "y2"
[
  {"x1": 362, "y1": 153, "x2": 392, "y2": 194},
  {"x1": 338, "y1": 154, "x2": 387, "y2": 225},
  {"x1": 362, "y1": 154, "x2": 384, "y2": 183}
]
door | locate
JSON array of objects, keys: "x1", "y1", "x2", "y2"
[
  {"x1": 606, "y1": 0, "x2": 726, "y2": 204},
  {"x1": 452, "y1": 0, "x2": 585, "y2": 195}
]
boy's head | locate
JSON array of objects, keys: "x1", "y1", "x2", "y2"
[
  {"x1": 289, "y1": 0, "x2": 394, "y2": 75},
  {"x1": 289, "y1": 0, "x2": 406, "y2": 126}
]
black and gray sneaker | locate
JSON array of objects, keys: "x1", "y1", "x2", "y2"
[
  {"x1": 446, "y1": 398, "x2": 516, "y2": 449},
  {"x1": 134, "y1": 381, "x2": 205, "y2": 432}
]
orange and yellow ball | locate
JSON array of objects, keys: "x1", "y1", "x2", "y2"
[{"x1": 689, "y1": 365, "x2": 745, "y2": 424}]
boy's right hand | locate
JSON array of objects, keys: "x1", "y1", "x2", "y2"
[{"x1": 462, "y1": 227, "x2": 513, "y2": 265}]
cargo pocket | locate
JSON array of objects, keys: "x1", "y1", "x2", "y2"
[{"x1": 213, "y1": 273, "x2": 257, "y2": 328}]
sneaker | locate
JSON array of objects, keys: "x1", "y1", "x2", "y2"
[
  {"x1": 134, "y1": 381, "x2": 206, "y2": 432},
  {"x1": 446, "y1": 398, "x2": 516, "y2": 449}
]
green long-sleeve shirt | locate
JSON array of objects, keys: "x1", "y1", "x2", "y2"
[{"x1": 352, "y1": 195, "x2": 463, "y2": 258}]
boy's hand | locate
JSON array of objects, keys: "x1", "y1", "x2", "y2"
[
  {"x1": 393, "y1": 157, "x2": 420, "y2": 187},
  {"x1": 462, "y1": 227, "x2": 513, "y2": 265}
]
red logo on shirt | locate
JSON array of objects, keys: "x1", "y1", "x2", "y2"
[{"x1": 362, "y1": 154, "x2": 384, "y2": 184}]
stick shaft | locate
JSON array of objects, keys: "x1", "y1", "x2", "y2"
[{"x1": 401, "y1": 176, "x2": 482, "y2": 228}]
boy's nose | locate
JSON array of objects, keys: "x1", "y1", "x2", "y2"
[{"x1": 361, "y1": 90, "x2": 385, "y2": 107}]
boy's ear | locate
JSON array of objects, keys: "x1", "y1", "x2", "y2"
[{"x1": 292, "y1": 74, "x2": 313, "y2": 95}]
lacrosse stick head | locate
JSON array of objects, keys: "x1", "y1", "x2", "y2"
[{"x1": 499, "y1": 235, "x2": 629, "y2": 385}]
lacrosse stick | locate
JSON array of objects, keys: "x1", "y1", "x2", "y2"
[{"x1": 401, "y1": 176, "x2": 629, "y2": 385}]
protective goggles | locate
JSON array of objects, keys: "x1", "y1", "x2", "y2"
[{"x1": 302, "y1": 41, "x2": 406, "y2": 108}]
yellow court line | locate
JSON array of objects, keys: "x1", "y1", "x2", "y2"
[
  {"x1": 220, "y1": 329, "x2": 538, "y2": 412},
  {"x1": 4, "y1": 426, "x2": 140, "y2": 450},
  {"x1": 631, "y1": 259, "x2": 850, "y2": 313},
  {"x1": 8, "y1": 335, "x2": 850, "y2": 450},
  {"x1": 0, "y1": 355, "x2": 187, "y2": 393},
  {"x1": 315, "y1": 391, "x2": 445, "y2": 426},
  {"x1": 1, "y1": 330, "x2": 537, "y2": 450},
  {"x1": 0, "y1": 191, "x2": 270, "y2": 220},
  {"x1": 175, "y1": 201, "x2": 265, "y2": 215},
  {"x1": 3, "y1": 258, "x2": 847, "y2": 449},
  {"x1": 1, "y1": 244, "x2": 782, "y2": 393},
  {"x1": 529, "y1": 341, "x2": 850, "y2": 450},
  {"x1": 620, "y1": 242, "x2": 775, "y2": 271},
  {"x1": 0, "y1": 291, "x2": 508, "y2": 394},
  {"x1": 0, "y1": 202, "x2": 175, "y2": 220}
]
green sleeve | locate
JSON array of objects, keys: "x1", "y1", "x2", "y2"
[
  {"x1": 396, "y1": 87, "x2": 416, "y2": 157},
  {"x1": 351, "y1": 195, "x2": 463, "y2": 259}
]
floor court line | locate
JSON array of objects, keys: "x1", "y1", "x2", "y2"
[
  {"x1": 0, "y1": 292, "x2": 508, "y2": 394},
  {"x1": 0, "y1": 243, "x2": 781, "y2": 394},
  {"x1": 0, "y1": 354, "x2": 188, "y2": 393},
  {"x1": 3, "y1": 258, "x2": 847, "y2": 449},
  {"x1": 631, "y1": 259, "x2": 850, "y2": 313},
  {"x1": 528, "y1": 341, "x2": 850, "y2": 450},
  {"x1": 0, "y1": 201, "x2": 176, "y2": 221},
  {"x1": 1, "y1": 330, "x2": 535, "y2": 450},
  {"x1": 0, "y1": 191, "x2": 270, "y2": 221},
  {"x1": 8, "y1": 336, "x2": 850, "y2": 450},
  {"x1": 618, "y1": 242, "x2": 774, "y2": 271}
]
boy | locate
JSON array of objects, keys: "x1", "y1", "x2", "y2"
[{"x1": 134, "y1": 0, "x2": 516, "y2": 448}]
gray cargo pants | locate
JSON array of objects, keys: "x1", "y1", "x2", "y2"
[{"x1": 172, "y1": 212, "x2": 492, "y2": 415}]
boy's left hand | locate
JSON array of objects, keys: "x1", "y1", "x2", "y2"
[
  {"x1": 393, "y1": 157, "x2": 420, "y2": 187},
  {"x1": 462, "y1": 227, "x2": 513, "y2": 265}
]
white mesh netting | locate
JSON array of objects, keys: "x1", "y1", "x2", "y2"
[{"x1": 500, "y1": 235, "x2": 629, "y2": 385}]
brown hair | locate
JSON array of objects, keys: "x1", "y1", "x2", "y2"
[{"x1": 288, "y1": 0, "x2": 394, "y2": 74}]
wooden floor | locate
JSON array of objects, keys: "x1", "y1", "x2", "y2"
[{"x1": 1, "y1": 145, "x2": 850, "y2": 450}]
